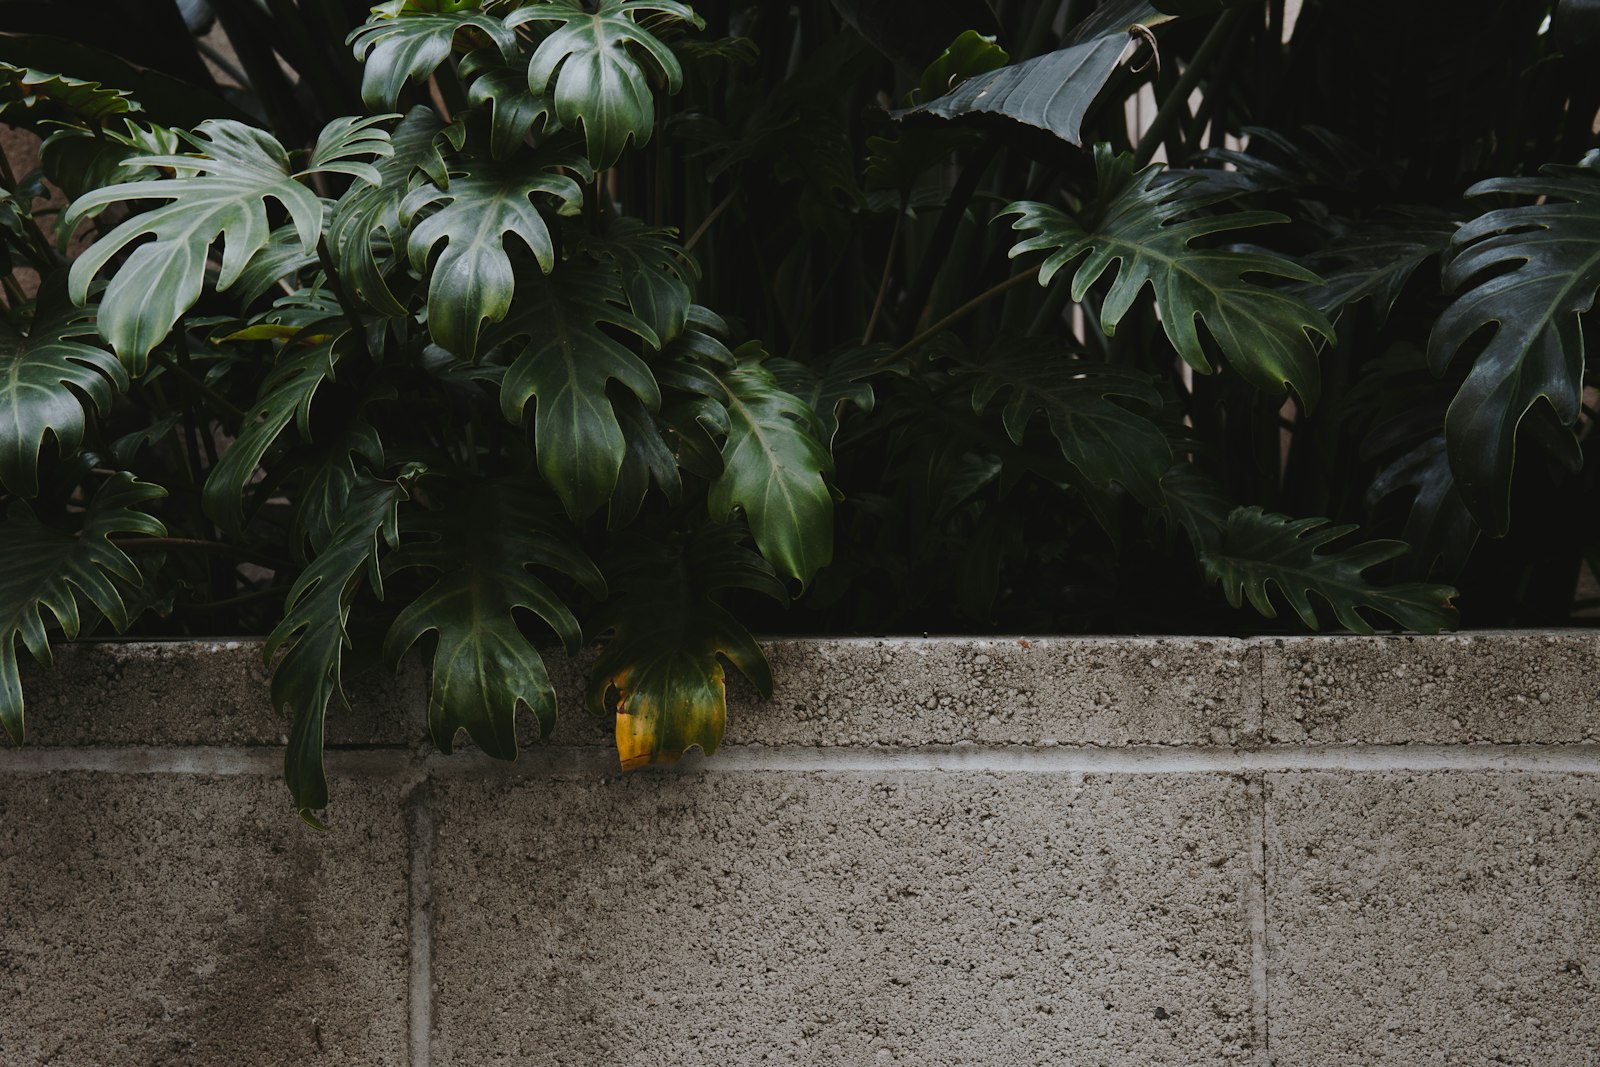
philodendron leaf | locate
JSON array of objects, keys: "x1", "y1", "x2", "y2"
[
  {"x1": 266, "y1": 468, "x2": 417, "y2": 824},
  {"x1": 202, "y1": 331, "x2": 347, "y2": 534},
  {"x1": 1428, "y1": 164, "x2": 1600, "y2": 535},
  {"x1": 384, "y1": 479, "x2": 605, "y2": 758},
  {"x1": 62, "y1": 117, "x2": 392, "y2": 370},
  {"x1": 0, "y1": 473, "x2": 166, "y2": 743},
  {"x1": 767, "y1": 344, "x2": 884, "y2": 448},
  {"x1": 698, "y1": 343, "x2": 834, "y2": 584},
  {"x1": 493, "y1": 259, "x2": 661, "y2": 518},
  {"x1": 462, "y1": 49, "x2": 556, "y2": 159},
  {"x1": 964, "y1": 340, "x2": 1171, "y2": 507},
  {"x1": 347, "y1": 0, "x2": 517, "y2": 110},
  {"x1": 579, "y1": 216, "x2": 698, "y2": 343},
  {"x1": 588, "y1": 524, "x2": 785, "y2": 771},
  {"x1": 1202, "y1": 505, "x2": 1458, "y2": 634},
  {"x1": 0, "y1": 288, "x2": 128, "y2": 498},
  {"x1": 508, "y1": 0, "x2": 704, "y2": 168},
  {"x1": 0, "y1": 63, "x2": 140, "y2": 126},
  {"x1": 402, "y1": 154, "x2": 589, "y2": 358},
  {"x1": 1003, "y1": 144, "x2": 1335, "y2": 408},
  {"x1": 1295, "y1": 217, "x2": 1454, "y2": 325}
]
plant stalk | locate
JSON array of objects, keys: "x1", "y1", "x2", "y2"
[{"x1": 1133, "y1": 8, "x2": 1240, "y2": 168}]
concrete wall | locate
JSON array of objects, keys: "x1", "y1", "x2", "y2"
[{"x1": 1, "y1": 633, "x2": 1596, "y2": 1066}]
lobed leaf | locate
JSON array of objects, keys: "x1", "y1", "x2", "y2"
[{"x1": 348, "y1": 0, "x2": 517, "y2": 110}]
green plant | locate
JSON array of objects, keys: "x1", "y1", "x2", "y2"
[{"x1": 3, "y1": 0, "x2": 1596, "y2": 819}]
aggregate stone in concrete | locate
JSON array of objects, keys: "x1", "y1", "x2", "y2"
[
  {"x1": 538, "y1": 637, "x2": 1258, "y2": 751},
  {"x1": 1265, "y1": 772, "x2": 1600, "y2": 1065},
  {"x1": 1259, "y1": 632, "x2": 1600, "y2": 744},
  {"x1": 15, "y1": 640, "x2": 422, "y2": 747},
  {"x1": 430, "y1": 771, "x2": 1255, "y2": 1066},
  {"x1": 0, "y1": 773, "x2": 411, "y2": 1066}
]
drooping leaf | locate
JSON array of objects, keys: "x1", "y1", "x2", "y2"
[
  {"x1": 1203, "y1": 505, "x2": 1458, "y2": 633},
  {"x1": 767, "y1": 345, "x2": 884, "y2": 447},
  {"x1": 1003, "y1": 145, "x2": 1335, "y2": 408},
  {"x1": 1427, "y1": 164, "x2": 1600, "y2": 535},
  {"x1": 0, "y1": 63, "x2": 140, "y2": 126},
  {"x1": 493, "y1": 260, "x2": 661, "y2": 518},
  {"x1": 384, "y1": 479, "x2": 604, "y2": 757},
  {"x1": 508, "y1": 0, "x2": 704, "y2": 167},
  {"x1": 461, "y1": 49, "x2": 556, "y2": 159},
  {"x1": 327, "y1": 105, "x2": 455, "y2": 317},
  {"x1": 1296, "y1": 216, "x2": 1454, "y2": 325},
  {"x1": 265, "y1": 469, "x2": 417, "y2": 824},
  {"x1": 347, "y1": 0, "x2": 517, "y2": 110},
  {"x1": 892, "y1": 35, "x2": 1129, "y2": 147},
  {"x1": 914, "y1": 30, "x2": 1009, "y2": 104},
  {"x1": 232, "y1": 224, "x2": 321, "y2": 307},
  {"x1": 202, "y1": 333, "x2": 346, "y2": 534},
  {"x1": 699, "y1": 344, "x2": 834, "y2": 585},
  {"x1": 579, "y1": 215, "x2": 697, "y2": 343},
  {"x1": 39, "y1": 120, "x2": 182, "y2": 202},
  {"x1": 964, "y1": 341, "x2": 1171, "y2": 507},
  {"x1": 608, "y1": 391, "x2": 682, "y2": 527},
  {"x1": 0, "y1": 474, "x2": 166, "y2": 743},
  {"x1": 402, "y1": 155, "x2": 588, "y2": 357},
  {"x1": 62, "y1": 118, "x2": 390, "y2": 370},
  {"x1": 0, "y1": 290, "x2": 128, "y2": 498},
  {"x1": 588, "y1": 524, "x2": 785, "y2": 771},
  {"x1": 288, "y1": 411, "x2": 387, "y2": 558},
  {"x1": 1367, "y1": 430, "x2": 1479, "y2": 579}
]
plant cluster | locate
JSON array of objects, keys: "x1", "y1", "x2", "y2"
[{"x1": 1, "y1": 0, "x2": 1595, "y2": 819}]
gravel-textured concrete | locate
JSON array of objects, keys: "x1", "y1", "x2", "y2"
[
  {"x1": 0, "y1": 772, "x2": 412, "y2": 1066},
  {"x1": 17, "y1": 641, "x2": 422, "y2": 747},
  {"x1": 1264, "y1": 772, "x2": 1600, "y2": 1065},
  {"x1": 429, "y1": 771, "x2": 1256, "y2": 1066},
  {"x1": 1260, "y1": 632, "x2": 1600, "y2": 744}
]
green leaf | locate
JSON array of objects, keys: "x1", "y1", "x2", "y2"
[
  {"x1": 202, "y1": 333, "x2": 346, "y2": 534},
  {"x1": 327, "y1": 105, "x2": 454, "y2": 317},
  {"x1": 305, "y1": 113, "x2": 400, "y2": 185},
  {"x1": 964, "y1": 341, "x2": 1172, "y2": 507},
  {"x1": 62, "y1": 118, "x2": 390, "y2": 370},
  {"x1": 767, "y1": 345, "x2": 883, "y2": 448},
  {"x1": 462, "y1": 49, "x2": 556, "y2": 159},
  {"x1": 1296, "y1": 217, "x2": 1454, "y2": 325},
  {"x1": 608, "y1": 391, "x2": 682, "y2": 526},
  {"x1": 915, "y1": 30, "x2": 1009, "y2": 104},
  {"x1": 347, "y1": 0, "x2": 517, "y2": 110},
  {"x1": 493, "y1": 260, "x2": 661, "y2": 518},
  {"x1": 0, "y1": 289, "x2": 128, "y2": 498},
  {"x1": 588, "y1": 524, "x2": 784, "y2": 771},
  {"x1": 508, "y1": 0, "x2": 704, "y2": 167},
  {"x1": 384, "y1": 479, "x2": 604, "y2": 758},
  {"x1": 1003, "y1": 145, "x2": 1335, "y2": 408},
  {"x1": 402, "y1": 155, "x2": 589, "y2": 358},
  {"x1": 700, "y1": 344, "x2": 834, "y2": 584},
  {"x1": 1203, "y1": 505, "x2": 1458, "y2": 633},
  {"x1": 0, "y1": 473, "x2": 166, "y2": 743},
  {"x1": 0, "y1": 63, "x2": 140, "y2": 126},
  {"x1": 893, "y1": 35, "x2": 1127, "y2": 147},
  {"x1": 288, "y1": 414, "x2": 387, "y2": 558},
  {"x1": 579, "y1": 215, "x2": 697, "y2": 343},
  {"x1": 265, "y1": 469, "x2": 416, "y2": 823},
  {"x1": 1427, "y1": 164, "x2": 1600, "y2": 535},
  {"x1": 39, "y1": 120, "x2": 182, "y2": 202}
]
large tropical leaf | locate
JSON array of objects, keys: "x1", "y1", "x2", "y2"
[
  {"x1": 892, "y1": 34, "x2": 1128, "y2": 147},
  {"x1": 461, "y1": 48, "x2": 556, "y2": 159},
  {"x1": 265, "y1": 470, "x2": 416, "y2": 824},
  {"x1": 1427, "y1": 164, "x2": 1600, "y2": 535},
  {"x1": 0, "y1": 63, "x2": 139, "y2": 126},
  {"x1": 508, "y1": 0, "x2": 703, "y2": 167},
  {"x1": 202, "y1": 332, "x2": 347, "y2": 534},
  {"x1": 402, "y1": 155, "x2": 588, "y2": 358},
  {"x1": 767, "y1": 344, "x2": 883, "y2": 448},
  {"x1": 964, "y1": 340, "x2": 1171, "y2": 507},
  {"x1": 698, "y1": 344, "x2": 834, "y2": 584},
  {"x1": 1203, "y1": 505, "x2": 1458, "y2": 633},
  {"x1": 0, "y1": 474, "x2": 166, "y2": 743},
  {"x1": 384, "y1": 479, "x2": 604, "y2": 758},
  {"x1": 347, "y1": 0, "x2": 517, "y2": 110},
  {"x1": 62, "y1": 118, "x2": 391, "y2": 370},
  {"x1": 1296, "y1": 216, "x2": 1454, "y2": 325},
  {"x1": 493, "y1": 260, "x2": 661, "y2": 518},
  {"x1": 1003, "y1": 145, "x2": 1335, "y2": 408},
  {"x1": 327, "y1": 106, "x2": 455, "y2": 317},
  {"x1": 0, "y1": 291, "x2": 127, "y2": 498},
  {"x1": 588, "y1": 524, "x2": 785, "y2": 771},
  {"x1": 579, "y1": 216, "x2": 698, "y2": 343}
]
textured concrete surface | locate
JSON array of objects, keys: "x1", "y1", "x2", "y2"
[
  {"x1": 0, "y1": 772, "x2": 412, "y2": 1066},
  {"x1": 17, "y1": 641, "x2": 422, "y2": 747},
  {"x1": 1265, "y1": 772, "x2": 1600, "y2": 1066},
  {"x1": 429, "y1": 771, "x2": 1256, "y2": 1066},
  {"x1": 541, "y1": 637, "x2": 1258, "y2": 751},
  {"x1": 1261, "y1": 632, "x2": 1600, "y2": 744}
]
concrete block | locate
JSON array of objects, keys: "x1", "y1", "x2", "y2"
[
  {"x1": 1265, "y1": 772, "x2": 1600, "y2": 1065},
  {"x1": 1259, "y1": 632, "x2": 1600, "y2": 744},
  {"x1": 16, "y1": 641, "x2": 422, "y2": 747},
  {"x1": 536, "y1": 636, "x2": 1259, "y2": 752},
  {"x1": 430, "y1": 770, "x2": 1256, "y2": 1066},
  {"x1": 0, "y1": 772, "x2": 411, "y2": 1066}
]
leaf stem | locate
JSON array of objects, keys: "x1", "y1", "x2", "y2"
[
  {"x1": 149, "y1": 350, "x2": 246, "y2": 420},
  {"x1": 874, "y1": 265, "x2": 1041, "y2": 370},
  {"x1": 683, "y1": 186, "x2": 737, "y2": 253},
  {"x1": 1133, "y1": 8, "x2": 1240, "y2": 168},
  {"x1": 862, "y1": 204, "x2": 905, "y2": 346}
]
